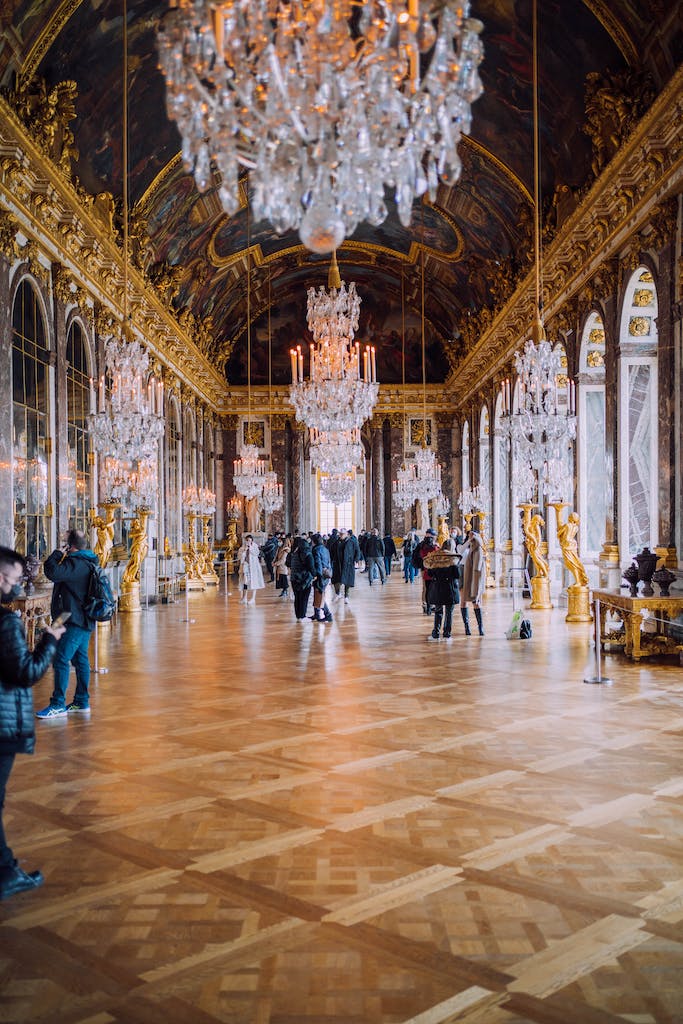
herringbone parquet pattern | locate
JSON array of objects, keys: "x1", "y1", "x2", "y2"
[{"x1": 2, "y1": 575, "x2": 683, "y2": 1023}]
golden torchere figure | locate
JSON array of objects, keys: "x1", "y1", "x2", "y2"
[
  {"x1": 521, "y1": 505, "x2": 549, "y2": 578},
  {"x1": 121, "y1": 510, "x2": 149, "y2": 586},
  {"x1": 92, "y1": 505, "x2": 116, "y2": 568},
  {"x1": 550, "y1": 504, "x2": 589, "y2": 587}
]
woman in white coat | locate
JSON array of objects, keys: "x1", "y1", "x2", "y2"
[
  {"x1": 237, "y1": 534, "x2": 265, "y2": 605},
  {"x1": 460, "y1": 530, "x2": 486, "y2": 635}
]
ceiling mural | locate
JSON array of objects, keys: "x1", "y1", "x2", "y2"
[{"x1": 0, "y1": 0, "x2": 679, "y2": 385}]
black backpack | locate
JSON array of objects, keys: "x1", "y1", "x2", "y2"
[
  {"x1": 411, "y1": 545, "x2": 424, "y2": 571},
  {"x1": 519, "y1": 618, "x2": 533, "y2": 640},
  {"x1": 84, "y1": 563, "x2": 116, "y2": 622}
]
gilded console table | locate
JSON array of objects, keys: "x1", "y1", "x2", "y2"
[
  {"x1": 593, "y1": 588, "x2": 683, "y2": 660},
  {"x1": 9, "y1": 588, "x2": 52, "y2": 649}
]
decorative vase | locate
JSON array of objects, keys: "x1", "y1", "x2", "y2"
[
  {"x1": 635, "y1": 547, "x2": 658, "y2": 597},
  {"x1": 23, "y1": 555, "x2": 41, "y2": 596},
  {"x1": 652, "y1": 567, "x2": 676, "y2": 598},
  {"x1": 622, "y1": 564, "x2": 639, "y2": 598}
]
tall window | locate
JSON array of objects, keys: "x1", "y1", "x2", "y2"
[
  {"x1": 12, "y1": 280, "x2": 50, "y2": 558},
  {"x1": 578, "y1": 311, "x2": 606, "y2": 556},
  {"x1": 461, "y1": 420, "x2": 470, "y2": 494},
  {"x1": 619, "y1": 268, "x2": 658, "y2": 557},
  {"x1": 318, "y1": 473, "x2": 354, "y2": 533},
  {"x1": 165, "y1": 400, "x2": 182, "y2": 553},
  {"x1": 493, "y1": 391, "x2": 510, "y2": 546},
  {"x1": 66, "y1": 321, "x2": 92, "y2": 530}
]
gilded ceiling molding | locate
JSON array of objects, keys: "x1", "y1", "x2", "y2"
[
  {"x1": 448, "y1": 63, "x2": 683, "y2": 405},
  {"x1": 580, "y1": 0, "x2": 639, "y2": 64},
  {"x1": 0, "y1": 96, "x2": 226, "y2": 410},
  {"x1": 460, "y1": 136, "x2": 533, "y2": 206},
  {"x1": 20, "y1": 0, "x2": 86, "y2": 84}
]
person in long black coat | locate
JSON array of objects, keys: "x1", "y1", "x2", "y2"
[
  {"x1": 423, "y1": 543, "x2": 460, "y2": 641},
  {"x1": 382, "y1": 533, "x2": 397, "y2": 577},
  {"x1": 332, "y1": 528, "x2": 361, "y2": 603},
  {"x1": 289, "y1": 536, "x2": 316, "y2": 621}
]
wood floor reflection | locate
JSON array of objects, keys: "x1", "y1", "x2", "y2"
[{"x1": 3, "y1": 575, "x2": 683, "y2": 1023}]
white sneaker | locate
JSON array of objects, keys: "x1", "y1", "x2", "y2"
[{"x1": 344, "y1": 597, "x2": 350, "y2": 604}]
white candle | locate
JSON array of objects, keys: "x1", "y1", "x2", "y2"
[
  {"x1": 297, "y1": 346, "x2": 303, "y2": 382},
  {"x1": 290, "y1": 349, "x2": 297, "y2": 382},
  {"x1": 98, "y1": 375, "x2": 105, "y2": 412},
  {"x1": 363, "y1": 347, "x2": 369, "y2": 381},
  {"x1": 371, "y1": 346, "x2": 376, "y2": 382},
  {"x1": 89, "y1": 377, "x2": 96, "y2": 415}
]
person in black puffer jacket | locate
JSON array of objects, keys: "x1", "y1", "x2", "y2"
[{"x1": 0, "y1": 546, "x2": 65, "y2": 901}]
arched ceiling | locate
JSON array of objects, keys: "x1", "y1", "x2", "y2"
[{"x1": 1, "y1": 0, "x2": 680, "y2": 386}]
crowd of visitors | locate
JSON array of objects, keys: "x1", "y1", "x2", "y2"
[{"x1": 234, "y1": 525, "x2": 486, "y2": 638}]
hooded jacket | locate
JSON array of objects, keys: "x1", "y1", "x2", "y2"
[
  {"x1": 44, "y1": 548, "x2": 100, "y2": 630},
  {"x1": 0, "y1": 606, "x2": 57, "y2": 754}
]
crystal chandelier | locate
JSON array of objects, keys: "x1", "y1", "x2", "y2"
[
  {"x1": 157, "y1": 2, "x2": 484, "y2": 254},
  {"x1": 392, "y1": 460, "x2": 415, "y2": 511},
  {"x1": 233, "y1": 443, "x2": 266, "y2": 500},
  {"x1": 412, "y1": 444, "x2": 442, "y2": 505},
  {"x1": 197, "y1": 487, "x2": 217, "y2": 514},
  {"x1": 501, "y1": 336, "x2": 576, "y2": 502},
  {"x1": 89, "y1": 333, "x2": 165, "y2": 464},
  {"x1": 226, "y1": 495, "x2": 242, "y2": 519},
  {"x1": 321, "y1": 469, "x2": 356, "y2": 505},
  {"x1": 309, "y1": 427, "x2": 362, "y2": 475},
  {"x1": 290, "y1": 253, "x2": 378, "y2": 432},
  {"x1": 102, "y1": 454, "x2": 158, "y2": 509},
  {"x1": 261, "y1": 470, "x2": 284, "y2": 513}
]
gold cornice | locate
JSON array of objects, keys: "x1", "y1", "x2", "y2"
[
  {"x1": 580, "y1": 0, "x2": 639, "y2": 64},
  {"x1": 136, "y1": 153, "x2": 183, "y2": 215},
  {"x1": 446, "y1": 64, "x2": 683, "y2": 406},
  {"x1": 0, "y1": 93, "x2": 227, "y2": 410},
  {"x1": 20, "y1": 0, "x2": 86, "y2": 84},
  {"x1": 461, "y1": 136, "x2": 533, "y2": 206}
]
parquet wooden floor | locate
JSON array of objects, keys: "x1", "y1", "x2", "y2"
[{"x1": 2, "y1": 575, "x2": 683, "y2": 1023}]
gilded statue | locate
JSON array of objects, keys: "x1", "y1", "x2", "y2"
[
  {"x1": 92, "y1": 505, "x2": 116, "y2": 569},
  {"x1": 521, "y1": 506, "x2": 549, "y2": 579},
  {"x1": 436, "y1": 516, "x2": 450, "y2": 548},
  {"x1": 551, "y1": 506, "x2": 589, "y2": 588},
  {"x1": 121, "y1": 511, "x2": 148, "y2": 586}
]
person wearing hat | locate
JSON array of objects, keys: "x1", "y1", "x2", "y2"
[
  {"x1": 413, "y1": 528, "x2": 438, "y2": 614},
  {"x1": 422, "y1": 539, "x2": 460, "y2": 640}
]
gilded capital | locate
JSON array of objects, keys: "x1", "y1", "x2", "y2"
[
  {"x1": 52, "y1": 262, "x2": 73, "y2": 304},
  {"x1": 0, "y1": 209, "x2": 19, "y2": 259}
]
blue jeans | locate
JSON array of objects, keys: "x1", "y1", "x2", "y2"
[
  {"x1": 0, "y1": 754, "x2": 15, "y2": 867},
  {"x1": 50, "y1": 624, "x2": 92, "y2": 708},
  {"x1": 404, "y1": 558, "x2": 416, "y2": 583},
  {"x1": 384, "y1": 556, "x2": 392, "y2": 577}
]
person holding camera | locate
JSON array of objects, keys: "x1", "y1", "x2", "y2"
[
  {"x1": 0, "y1": 545, "x2": 65, "y2": 900},
  {"x1": 37, "y1": 529, "x2": 99, "y2": 718}
]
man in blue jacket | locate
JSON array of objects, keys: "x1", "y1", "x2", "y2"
[
  {"x1": 37, "y1": 529, "x2": 99, "y2": 718},
  {"x1": 0, "y1": 545, "x2": 64, "y2": 899}
]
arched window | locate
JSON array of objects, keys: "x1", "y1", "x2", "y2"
[
  {"x1": 478, "y1": 405, "x2": 490, "y2": 497},
  {"x1": 65, "y1": 321, "x2": 92, "y2": 531},
  {"x1": 461, "y1": 420, "x2": 470, "y2": 494},
  {"x1": 578, "y1": 311, "x2": 606, "y2": 557},
  {"x1": 493, "y1": 391, "x2": 510, "y2": 548},
  {"x1": 12, "y1": 279, "x2": 50, "y2": 558},
  {"x1": 184, "y1": 407, "x2": 196, "y2": 486},
  {"x1": 619, "y1": 268, "x2": 658, "y2": 557}
]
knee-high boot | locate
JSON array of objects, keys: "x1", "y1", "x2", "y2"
[
  {"x1": 474, "y1": 606, "x2": 484, "y2": 635},
  {"x1": 461, "y1": 607, "x2": 471, "y2": 636}
]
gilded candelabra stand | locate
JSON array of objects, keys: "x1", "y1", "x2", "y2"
[
  {"x1": 518, "y1": 502, "x2": 553, "y2": 610},
  {"x1": 89, "y1": 501, "x2": 119, "y2": 570},
  {"x1": 548, "y1": 502, "x2": 592, "y2": 623},
  {"x1": 119, "y1": 507, "x2": 150, "y2": 613},
  {"x1": 181, "y1": 511, "x2": 206, "y2": 591},
  {"x1": 199, "y1": 514, "x2": 219, "y2": 585}
]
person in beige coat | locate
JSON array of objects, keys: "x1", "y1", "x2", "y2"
[{"x1": 460, "y1": 530, "x2": 486, "y2": 635}]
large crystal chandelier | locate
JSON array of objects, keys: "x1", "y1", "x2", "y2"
[
  {"x1": 157, "y1": 2, "x2": 484, "y2": 254},
  {"x1": 261, "y1": 470, "x2": 284, "y2": 513},
  {"x1": 321, "y1": 469, "x2": 356, "y2": 505},
  {"x1": 290, "y1": 253, "x2": 378, "y2": 432},
  {"x1": 501, "y1": 335, "x2": 576, "y2": 501},
  {"x1": 102, "y1": 454, "x2": 159, "y2": 508},
  {"x1": 89, "y1": 333, "x2": 165, "y2": 464}
]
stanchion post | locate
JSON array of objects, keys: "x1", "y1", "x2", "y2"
[
  {"x1": 224, "y1": 559, "x2": 232, "y2": 600},
  {"x1": 584, "y1": 597, "x2": 612, "y2": 685},
  {"x1": 92, "y1": 622, "x2": 109, "y2": 675}
]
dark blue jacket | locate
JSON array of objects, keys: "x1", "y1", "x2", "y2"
[
  {"x1": 44, "y1": 549, "x2": 99, "y2": 630},
  {"x1": 0, "y1": 606, "x2": 57, "y2": 754}
]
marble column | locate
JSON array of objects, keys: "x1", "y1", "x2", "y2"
[
  {"x1": 370, "y1": 422, "x2": 384, "y2": 530},
  {"x1": 290, "y1": 426, "x2": 305, "y2": 533},
  {"x1": 268, "y1": 418, "x2": 287, "y2": 535},
  {"x1": 0, "y1": 253, "x2": 13, "y2": 547},
  {"x1": 655, "y1": 231, "x2": 678, "y2": 565},
  {"x1": 222, "y1": 418, "x2": 239, "y2": 530},
  {"x1": 436, "y1": 415, "x2": 453, "y2": 518},
  {"x1": 214, "y1": 430, "x2": 224, "y2": 541},
  {"x1": 51, "y1": 274, "x2": 69, "y2": 547},
  {"x1": 388, "y1": 417, "x2": 407, "y2": 537}
]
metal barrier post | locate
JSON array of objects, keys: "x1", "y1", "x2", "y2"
[
  {"x1": 224, "y1": 559, "x2": 232, "y2": 601},
  {"x1": 92, "y1": 623, "x2": 109, "y2": 675},
  {"x1": 181, "y1": 577, "x2": 195, "y2": 624},
  {"x1": 584, "y1": 598, "x2": 613, "y2": 685}
]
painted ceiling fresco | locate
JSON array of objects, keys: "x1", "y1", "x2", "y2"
[{"x1": 0, "y1": 0, "x2": 680, "y2": 384}]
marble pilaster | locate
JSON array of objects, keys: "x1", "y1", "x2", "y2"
[
  {"x1": 214, "y1": 431, "x2": 224, "y2": 540},
  {"x1": 268, "y1": 421, "x2": 287, "y2": 535},
  {"x1": 370, "y1": 424, "x2": 384, "y2": 531},
  {"x1": 222, "y1": 420, "x2": 239, "y2": 531},
  {"x1": 387, "y1": 421, "x2": 407, "y2": 538},
  {"x1": 599, "y1": 294, "x2": 620, "y2": 586},
  {"x1": 52, "y1": 276, "x2": 69, "y2": 547},
  {"x1": 290, "y1": 426, "x2": 305, "y2": 533},
  {"x1": 655, "y1": 233, "x2": 678, "y2": 559}
]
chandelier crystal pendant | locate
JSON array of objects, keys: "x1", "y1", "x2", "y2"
[
  {"x1": 290, "y1": 252, "x2": 378, "y2": 432},
  {"x1": 157, "y1": 1, "x2": 484, "y2": 253}
]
